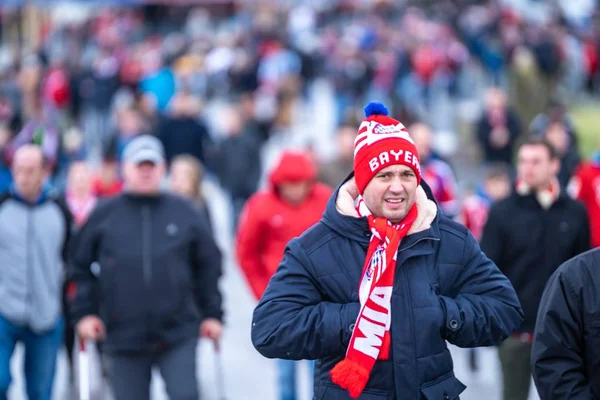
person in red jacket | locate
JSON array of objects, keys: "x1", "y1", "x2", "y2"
[
  {"x1": 236, "y1": 149, "x2": 332, "y2": 400},
  {"x1": 568, "y1": 143, "x2": 600, "y2": 248}
]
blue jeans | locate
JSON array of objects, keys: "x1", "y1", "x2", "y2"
[
  {"x1": 278, "y1": 359, "x2": 315, "y2": 400},
  {"x1": 0, "y1": 315, "x2": 64, "y2": 400}
]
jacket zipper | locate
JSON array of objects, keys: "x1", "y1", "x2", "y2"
[
  {"x1": 141, "y1": 206, "x2": 153, "y2": 287},
  {"x1": 395, "y1": 235, "x2": 440, "y2": 398}
]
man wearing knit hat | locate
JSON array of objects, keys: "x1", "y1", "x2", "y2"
[{"x1": 251, "y1": 102, "x2": 523, "y2": 399}]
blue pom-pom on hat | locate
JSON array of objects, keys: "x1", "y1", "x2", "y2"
[{"x1": 364, "y1": 102, "x2": 389, "y2": 117}]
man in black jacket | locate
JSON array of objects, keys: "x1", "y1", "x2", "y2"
[
  {"x1": 68, "y1": 135, "x2": 223, "y2": 400},
  {"x1": 480, "y1": 137, "x2": 590, "y2": 400},
  {"x1": 531, "y1": 248, "x2": 600, "y2": 399}
]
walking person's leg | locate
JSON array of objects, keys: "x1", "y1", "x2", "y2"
[
  {"x1": 22, "y1": 318, "x2": 64, "y2": 400},
  {"x1": 0, "y1": 315, "x2": 19, "y2": 400},
  {"x1": 498, "y1": 336, "x2": 532, "y2": 400},
  {"x1": 277, "y1": 359, "x2": 297, "y2": 400},
  {"x1": 105, "y1": 351, "x2": 153, "y2": 400},
  {"x1": 157, "y1": 338, "x2": 199, "y2": 400}
]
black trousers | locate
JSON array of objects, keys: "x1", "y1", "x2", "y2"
[{"x1": 106, "y1": 338, "x2": 198, "y2": 400}]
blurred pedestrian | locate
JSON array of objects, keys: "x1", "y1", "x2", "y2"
[
  {"x1": 462, "y1": 163, "x2": 512, "y2": 241},
  {"x1": 531, "y1": 248, "x2": 600, "y2": 399},
  {"x1": 0, "y1": 145, "x2": 72, "y2": 400},
  {"x1": 317, "y1": 124, "x2": 355, "y2": 188},
  {"x1": 91, "y1": 153, "x2": 123, "y2": 199},
  {"x1": 157, "y1": 90, "x2": 212, "y2": 166},
  {"x1": 252, "y1": 103, "x2": 523, "y2": 400},
  {"x1": 481, "y1": 137, "x2": 590, "y2": 400},
  {"x1": 236, "y1": 150, "x2": 331, "y2": 400},
  {"x1": 567, "y1": 138, "x2": 600, "y2": 248},
  {"x1": 169, "y1": 154, "x2": 212, "y2": 228},
  {"x1": 213, "y1": 105, "x2": 263, "y2": 232},
  {"x1": 476, "y1": 87, "x2": 521, "y2": 168},
  {"x1": 65, "y1": 160, "x2": 97, "y2": 227},
  {"x1": 63, "y1": 160, "x2": 97, "y2": 380},
  {"x1": 409, "y1": 122, "x2": 460, "y2": 218},
  {"x1": 543, "y1": 122, "x2": 580, "y2": 188},
  {"x1": 68, "y1": 135, "x2": 223, "y2": 400}
]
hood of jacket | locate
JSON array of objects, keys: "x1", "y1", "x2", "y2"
[{"x1": 268, "y1": 150, "x2": 317, "y2": 188}]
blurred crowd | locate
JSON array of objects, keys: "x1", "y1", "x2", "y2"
[
  {"x1": 0, "y1": 1, "x2": 598, "y2": 196},
  {"x1": 0, "y1": 0, "x2": 599, "y2": 399}
]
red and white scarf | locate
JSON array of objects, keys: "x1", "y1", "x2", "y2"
[{"x1": 330, "y1": 195, "x2": 419, "y2": 399}]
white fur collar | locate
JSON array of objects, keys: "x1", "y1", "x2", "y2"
[
  {"x1": 516, "y1": 178, "x2": 561, "y2": 210},
  {"x1": 335, "y1": 178, "x2": 438, "y2": 235}
]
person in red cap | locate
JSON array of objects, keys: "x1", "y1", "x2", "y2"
[
  {"x1": 251, "y1": 102, "x2": 523, "y2": 399},
  {"x1": 236, "y1": 149, "x2": 332, "y2": 400}
]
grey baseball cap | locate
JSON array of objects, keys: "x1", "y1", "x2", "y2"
[{"x1": 122, "y1": 135, "x2": 165, "y2": 165}]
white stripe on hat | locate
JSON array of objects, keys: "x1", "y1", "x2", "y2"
[{"x1": 354, "y1": 121, "x2": 413, "y2": 157}]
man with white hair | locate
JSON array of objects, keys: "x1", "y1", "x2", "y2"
[{"x1": 0, "y1": 144, "x2": 72, "y2": 400}]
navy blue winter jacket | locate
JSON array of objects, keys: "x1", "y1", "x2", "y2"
[{"x1": 251, "y1": 178, "x2": 523, "y2": 400}]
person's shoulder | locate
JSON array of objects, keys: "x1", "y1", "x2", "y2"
[
  {"x1": 161, "y1": 193, "x2": 204, "y2": 216},
  {"x1": 554, "y1": 248, "x2": 600, "y2": 288},
  {"x1": 430, "y1": 158, "x2": 454, "y2": 175},
  {"x1": 487, "y1": 194, "x2": 516, "y2": 214},
  {"x1": 246, "y1": 190, "x2": 279, "y2": 209},
  {"x1": 293, "y1": 220, "x2": 339, "y2": 256},
  {"x1": 0, "y1": 192, "x2": 11, "y2": 208},
  {"x1": 561, "y1": 193, "x2": 589, "y2": 215},
  {"x1": 438, "y1": 215, "x2": 470, "y2": 241}
]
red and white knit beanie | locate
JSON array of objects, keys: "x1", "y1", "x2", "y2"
[{"x1": 353, "y1": 102, "x2": 421, "y2": 194}]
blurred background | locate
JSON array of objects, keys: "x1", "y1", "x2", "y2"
[{"x1": 0, "y1": 0, "x2": 599, "y2": 398}]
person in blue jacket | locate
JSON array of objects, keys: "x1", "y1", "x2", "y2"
[{"x1": 251, "y1": 102, "x2": 523, "y2": 400}]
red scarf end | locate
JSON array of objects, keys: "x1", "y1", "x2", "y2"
[{"x1": 330, "y1": 359, "x2": 370, "y2": 399}]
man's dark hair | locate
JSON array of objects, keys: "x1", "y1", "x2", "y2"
[{"x1": 519, "y1": 137, "x2": 558, "y2": 160}]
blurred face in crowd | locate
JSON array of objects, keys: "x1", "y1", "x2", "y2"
[
  {"x1": 409, "y1": 123, "x2": 432, "y2": 160},
  {"x1": 517, "y1": 144, "x2": 559, "y2": 190},
  {"x1": 223, "y1": 107, "x2": 243, "y2": 137},
  {"x1": 544, "y1": 123, "x2": 569, "y2": 157},
  {"x1": 485, "y1": 175, "x2": 511, "y2": 202},
  {"x1": 119, "y1": 109, "x2": 144, "y2": 137},
  {"x1": 12, "y1": 145, "x2": 46, "y2": 202},
  {"x1": 169, "y1": 158, "x2": 200, "y2": 198},
  {"x1": 337, "y1": 126, "x2": 356, "y2": 160},
  {"x1": 485, "y1": 88, "x2": 507, "y2": 112},
  {"x1": 123, "y1": 160, "x2": 165, "y2": 195},
  {"x1": 279, "y1": 181, "x2": 312, "y2": 205},
  {"x1": 362, "y1": 164, "x2": 418, "y2": 224},
  {"x1": 67, "y1": 161, "x2": 92, "y2": 197}
]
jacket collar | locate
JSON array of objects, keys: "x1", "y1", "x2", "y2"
[
  {"x1": 514, "y1": 178, "x2": 566, "y2": 210},
  {"x1": 321, "y1": 173, "x2": 441, "y2": 246},
  {"x1": 9, "y1": 186, "x2": 49, "y2": 206}
]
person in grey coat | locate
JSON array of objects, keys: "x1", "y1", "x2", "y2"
[{"x1": 0, "y1": 144, "x2": 72, "y2": 400}]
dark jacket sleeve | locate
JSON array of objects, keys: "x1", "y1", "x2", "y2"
[
  {"x1": 66, "y1": 203, "x2": 107, "y2": 325},
  {"x1": 531, "y1": 262, "x2": 593, "y2": 399},
  {"x1": 190, "y1": 208, "x2": 223, "y2": 322},
  {"x1": 438, "y1": 232, "x2": 524, "y2": 347},
  {"x1": 480, "y1": 203, "x2": 505, "y2": 271},
  {"x1": 251, "y1": 239, "x2": 361, "y2": 360}
]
